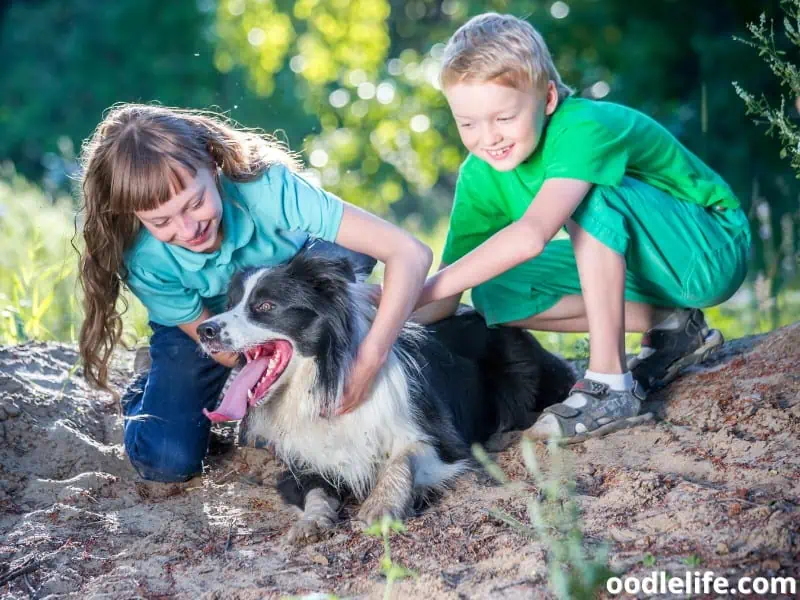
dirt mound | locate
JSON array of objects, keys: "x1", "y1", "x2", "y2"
[{"x1": 1, "y1": 324, "x2": 798, "y2": 598}]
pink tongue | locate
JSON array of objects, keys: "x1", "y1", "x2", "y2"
[{"x1": 203, "y1": 357, "x2": 269, "y2": 423}]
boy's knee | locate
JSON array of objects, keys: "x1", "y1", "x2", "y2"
[{"x1": 124, "y1": 427, "x2": 206, "y2": 483}]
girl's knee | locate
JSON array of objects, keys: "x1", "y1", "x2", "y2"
[{"x1": 124, "y1": 424, "x2": 207, "y2": 483}]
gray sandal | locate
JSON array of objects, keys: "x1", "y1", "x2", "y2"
[{"x1": 526, "y1": 378, "x2": 653, "y2": 444}]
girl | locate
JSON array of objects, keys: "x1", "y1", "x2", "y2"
[{"x1": 77, "y1": 104, "x2": 432, "y2": 482}]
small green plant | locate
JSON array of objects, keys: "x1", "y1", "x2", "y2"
[
  {"x1": 733, "y1": 0, "x2": 800, "y2": 175},
  {"x1": 364, "y1": 515, "x2": 417, "y2": 600},
  {"x1": 683, "y1": 554, "x2": 703, "y2": 568},
  {"x1": 642, "y1": 553, "x2": 657, "y2": 567},
  {"x1": 473, "y1": 438, "x2": 615, "y2": 600},
  {"x1": 572, "y1": 337, "x2": 590, "y2": 359},
  {"x1": 732, "y1": 0, "x2": 800, "y2": 326},
  {"x1": 0, "y1": 174, "x2": 77, "y2": 344},
  {"x1": 569, "y1": 336, "x2": 591, "y2": 374}
]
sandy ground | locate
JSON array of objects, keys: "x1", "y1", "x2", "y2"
[{"x1": 1, "y1": 323, "x2": 799, "y2": 599}]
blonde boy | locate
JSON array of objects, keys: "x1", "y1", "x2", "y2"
[{"x1": 413, "y1": 13, "x2": 751, "y2": 442}]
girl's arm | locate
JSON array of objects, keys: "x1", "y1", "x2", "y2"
[
  {"x1": 333, "y1": 203, "x2": 433, "y2": 414},
  {"x1": 178, "y1": 308, "x2": 241, "y2": 368},
  {"x1": 416, "y1": 178, "x2": 592, "y2": 308}
]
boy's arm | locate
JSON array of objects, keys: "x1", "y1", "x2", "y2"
[
  {"x1": 409, "y1": 262, "x2": 461, "y2": 325},
  {"x1": 416, "y1": 178, "x2": 592, "y2": 308}
]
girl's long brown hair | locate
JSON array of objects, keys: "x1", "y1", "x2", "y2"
[{"x1": 76, "y1": 103, "x2": 299, "y2": 394}]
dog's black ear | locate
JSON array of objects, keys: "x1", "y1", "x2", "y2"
[
  {"x1": 287, "y1": 249, "x2": 357, "y2": 286},
  {"x1": 324, "y1": 257, "x2": 356, "y2": 283}
]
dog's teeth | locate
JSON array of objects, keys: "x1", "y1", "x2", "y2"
[
  {"x1": 247, "y1": 389, "x2": 254, "y2": 401},
  {"x1": 254, "y1": 347, "x2": 261, "y2": 360}
]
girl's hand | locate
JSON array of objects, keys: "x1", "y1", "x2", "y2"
[
  {"x1": 330, "y1": 204, "x2": 433, "y2": 415},
  {"x1": 336, "y1": 343, "x2": 387, "y2": 415},
  {"x1": 211, "y1": 350, "x2": 243, "y2": 369}
]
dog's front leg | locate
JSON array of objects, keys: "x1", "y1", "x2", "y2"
[
  {"x1": 278, "y1": 471, "x2": 342, "y2": 545},
  {"x1": 357, "y1": 443, "x2": 423, "y2": 525},
  {"x1": 289, "y1": 487, "x2": 341, "y2": 544}
]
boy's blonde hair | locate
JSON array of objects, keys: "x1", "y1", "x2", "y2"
[{"x1": 440, "y1": 13, "x2": 573, "y2": 101}]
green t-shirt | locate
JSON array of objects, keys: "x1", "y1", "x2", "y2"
[{"x1": 442, "y1": 96, "x2": 740, "y2": 264}]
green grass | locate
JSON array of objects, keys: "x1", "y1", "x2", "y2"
[
  {"x1": 473, "y1": 438, "x2": 615, "y2": 600},
  {"x1": 0, "y1": 172, "x2": 149, "y2": 346}
]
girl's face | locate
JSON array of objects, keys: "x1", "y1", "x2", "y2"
[
  {"x1": 444, "y1": 79, "x2": 558, "y2": 171},
  {"x1": 135, "y1": 167, "x2": 223, "y2": 253}
]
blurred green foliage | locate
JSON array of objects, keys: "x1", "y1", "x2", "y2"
[
  {"x1": 0, "y1": 1, "x2": 795, "y2": 221},
  {"x1": 0, "y1": 0, "x2": 798, "y2": 348},
  {"x1": 0, "y1": 169, "x2": 149, "y2": 345},
  {"x1": 0, "y1": 173, "x2": 76, "y2": 343}
]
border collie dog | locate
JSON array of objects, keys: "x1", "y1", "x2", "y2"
[{"x1": 197, "y1": 251, "x2": 574, "y2": 543}]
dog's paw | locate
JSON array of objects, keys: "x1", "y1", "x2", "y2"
[
  {"x1": 356, "y1": 499, "x2": 406, "y2": 526},
  {"x1": 287, "y1": 518, "x2": 332, "y2": 545}
]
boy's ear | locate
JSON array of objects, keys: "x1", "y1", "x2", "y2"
[{"x1": 545, "y1": 81, "x2": 559, "y2": 116}]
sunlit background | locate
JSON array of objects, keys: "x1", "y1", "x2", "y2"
[{"x1": 0, "y1": 0, "x2": 797, "y2": 355}]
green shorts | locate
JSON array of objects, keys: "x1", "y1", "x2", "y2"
[{"x1": 472, "y1": 176, "x2": 752, "y2": 326}]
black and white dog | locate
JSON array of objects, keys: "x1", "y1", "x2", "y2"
[{"x1": 197, "y1": 251, "x2": 574, "y2": 543}]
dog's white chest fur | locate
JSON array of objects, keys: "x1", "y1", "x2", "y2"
[{"x1": 245, "y1": 353, "x2": 429, "y2": 499}]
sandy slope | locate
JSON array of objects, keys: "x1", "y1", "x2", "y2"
[{"x1": 1, "y1": 323, "x2": 798, "y2": 599}]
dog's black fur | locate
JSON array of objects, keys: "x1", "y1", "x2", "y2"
[{"x1": 199, "y1": 251, "x2": 575, "y2": 535}]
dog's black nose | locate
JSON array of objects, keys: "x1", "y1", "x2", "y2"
[{"x1": 198, "y1": 321, "x2": 220, "y2": 342}]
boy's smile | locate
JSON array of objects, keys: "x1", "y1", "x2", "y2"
[{"x1": 444, "y1": 80, "x2": 558, "y2": 171}]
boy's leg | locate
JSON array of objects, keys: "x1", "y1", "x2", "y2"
[
  {"x1": 123, "y1": 324, "x2": 231, "y2": 482},
  {"x1": 474, "y1": 178, "x2": 748, "y2": 442},
  {"x1": 470, "y1": 237, "x2": 676, "y2": 333},
  {"x1": 620, "y1": 195, "x2": 749, "y2": 388},
  {"x1": 525, "y1": 220, "x2": 651, "y2": 443},
  {"x1": 567, "y1": 218, "x2": 627, "y2": 374},
  {"x1": 506, "y1": 295, "x2": 672, "y2": 333},
  {"x1": 495, "y1": 178, "x2": 748, "y2": 389},
  {"x1": 581, "y1": 177, "x2": 749, "y2": 390}
]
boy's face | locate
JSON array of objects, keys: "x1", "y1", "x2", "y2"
[{"x1": 444, "y1": 79, "x2": 558, "y2": 171}]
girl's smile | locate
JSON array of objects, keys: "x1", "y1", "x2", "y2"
[
  {"x1": 184, "y1": 221, "x2": 212, "y2": 247},
  {"x1": 135, "y1": 167, "x2": 223, "y2": 253}
]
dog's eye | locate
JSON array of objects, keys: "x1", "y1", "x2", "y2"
[{"x1": 254, "y1": 301, "x2": 274, "y2": 313}]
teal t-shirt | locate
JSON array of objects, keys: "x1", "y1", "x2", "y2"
[
  {"x1": 124, "y1": 163, "x2": 344, "y2": 326},
  {"x1": 442, "y1": 97, "x2": 740, "y2": 264}
]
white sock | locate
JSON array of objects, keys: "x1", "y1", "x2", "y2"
[
  {"x1": 584, "y1": 369, "x2": 633, "y2": 392},
  {"x1": 563, "y1": 369, "x2": 633, "y2": 408}
]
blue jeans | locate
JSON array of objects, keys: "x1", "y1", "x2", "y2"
[{"x1": 122, "y1": 240, "x2": 377, "y2": 482}]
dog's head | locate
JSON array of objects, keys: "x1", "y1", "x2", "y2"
[{"x1": 198, "y1": 251, "x2": 359, "y2": 422}]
